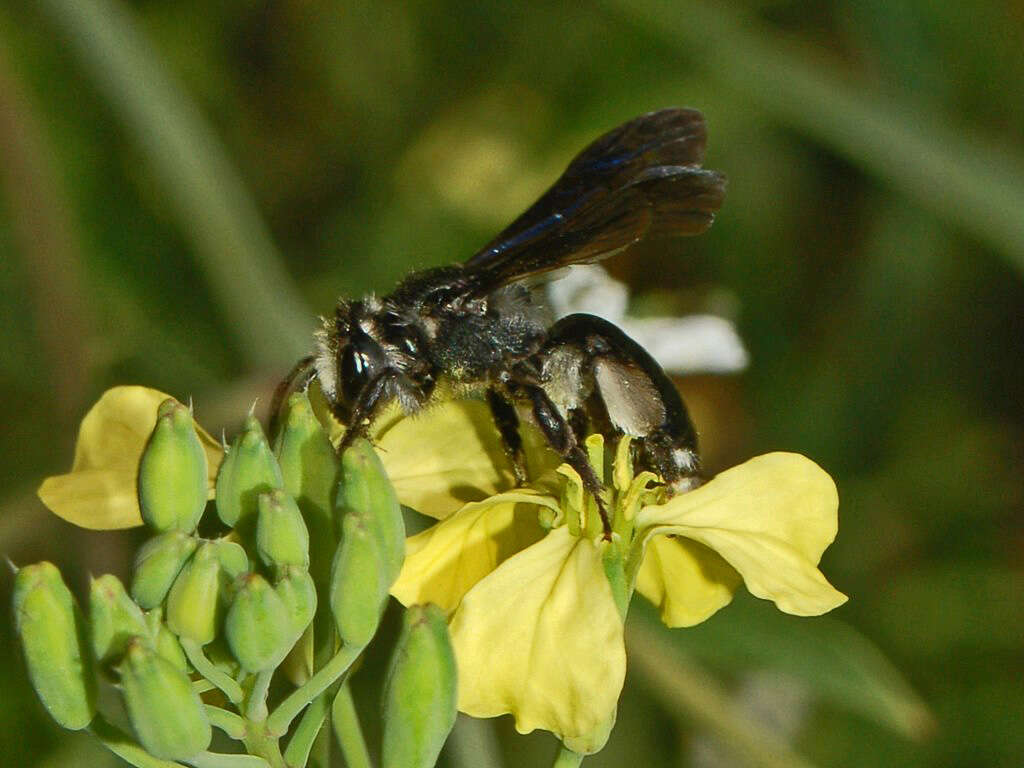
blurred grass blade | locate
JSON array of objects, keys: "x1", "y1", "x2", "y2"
[
  {"x1": 635, "y1": 596, "x2": 933, "y2": 738},
  {"x1": 0, "y1": 46, "x2": 91, "y2": 411},
  {"x1": 627, "y1": 619, "x2": 819, "y2": 768},
  {"x1": 36, "y1": 0, "x2": 311, "y2": 368},
  {"x1": 602, "y1": 0, "x2": 1024, "y2": 277}
]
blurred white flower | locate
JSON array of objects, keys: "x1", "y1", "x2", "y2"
[{"x1": 546, "y1": 265, "x2": 748, "y2": 374}]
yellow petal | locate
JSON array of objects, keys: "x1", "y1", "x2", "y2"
[
  {"x1": 450, "y1": 527, "x2": 625, "y2": 749},
  {"x1": 635, "y1": 536, "x2": 742, "y2": 627},
  {"x1": 38, "y1": 387, "x2": 222, "y2": 530},
  {"x1": 38, "y1": 469, "x2": 145, "y2": 531},
  {"x1": 390, "y1": 491, "x2": 556, "y2": 614},
  {"x1": 376, "y1": 399, "x2": 559, "y2": 519},
  {"x1": 636, "y1": 453, "x2": 848, "y2": 616}
]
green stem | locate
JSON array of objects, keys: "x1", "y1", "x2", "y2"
[
  {"x1": 205, "y1": 705, "x2": 247, "y2": 740},
  {"x1": 89, "y1": 714, "x2": 184, "y2": 768},
  {"x1": 242, "y1": 727, "x2": 287, "y2": 768},
  {"x1": 283, "y1": 692, "x2": 329, "y2": 768},
  {"x1": 181, "y1": 638, "x2": 244, "y2": 704},
  {"x1": 552, "y1": 746, "x2": 584, "y2": 768},
  {"x1": 190, "y1": 753, "x2": 270, "y2": 768},
  {"x1": 266, "y1": 644, "x2": 363, "y2": 737},
  {"x1": 246, "y1": 669, "x2": 275, "y2": 722},
  {"x1": 331, "y1": 683, "x2": 373, "y2": 768}
]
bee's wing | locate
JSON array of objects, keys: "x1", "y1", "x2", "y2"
[{"x1": 462, "y1": 108, "x2": 726, "y2": 295}]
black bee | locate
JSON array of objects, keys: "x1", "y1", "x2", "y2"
[{"x1": 275, "y1": 108, "x2": 726, "y2": 535}]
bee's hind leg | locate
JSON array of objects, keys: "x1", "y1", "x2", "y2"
[{"x1": 524, "y1": 383, "x2": 613, "y2": 537}]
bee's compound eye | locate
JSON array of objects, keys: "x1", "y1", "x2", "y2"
[{"x1": 340, "y1": 344, "x2": 371, "y2": 405}]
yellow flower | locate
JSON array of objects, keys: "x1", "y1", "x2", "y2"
[
  {"x1": 37, "y1": 387, "x2": 222, "y2": 530},
  {"x1": 36, "y1": 385, "x2": 559, "y2": 530},
  {"x1": 39, "y1": 385, "x2": 845, "y2": 755},
  {"x1": 391, "y1": 434, "x2": 847, "y2": 753}
]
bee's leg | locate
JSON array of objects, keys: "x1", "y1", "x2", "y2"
[
  {"x1": 270, "y1": 355, "x2": 316, "y2": 439},
  {"x1": 519, "y1": 382, "x2": 612, "y2": 538},
  {"x1": 486, "y1": 388, "x2": 528, "y2": 485},
  {"x1": 545, "y1": 313, "x2": 703, "y2": 493},
  {"x1": 567, "y1": 406, "x2": 591, "y2": 444},
  {"x1": 337, "y1": 369, "x2": 403, "y2": 451}
]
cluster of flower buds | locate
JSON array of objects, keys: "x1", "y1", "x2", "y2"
[{"x1": 15, "y1": 391, "x2": 457, "y2": 767}]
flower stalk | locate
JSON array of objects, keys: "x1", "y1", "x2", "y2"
[
  {"x1": 552, "y1": 747, "x2": 585, "y2": 768},
  {"x1": 332, "y1": 684, "x2": 374, "y2": 768},
  {"x1": 265, "y1": 642, "x2": 363, "y2": 738},
  {"x1": 282, "y1": 691, "x2": 330, "y2": 768}
]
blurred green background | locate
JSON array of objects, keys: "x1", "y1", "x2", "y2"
[{"x1": 1, "y1": 0, "x2": 1022, "y2": 766}]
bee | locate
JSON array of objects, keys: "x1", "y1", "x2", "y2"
[{"x1": 275, "y1": 108, "x2": 726, "y2": 535}]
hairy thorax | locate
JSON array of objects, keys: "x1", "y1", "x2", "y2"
[{"x1": 429, "y1": 309, "x2": 545, "y2": 382}]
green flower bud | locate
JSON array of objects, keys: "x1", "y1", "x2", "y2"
[
  {"x1": 13, "y1": 562, "x2": 96, "y2": 730},
  {"x1": 215, "y1": 413, "x2": 284, "y2": 531},
  {"x1": 138, "y1": 399, "x2": 209, "y2": 533},
  {"x1": 131, "y1": 532, "x2": 198, "y2": 610},
  {"x1": 280, "y1": 624, "x2": 314, "y2": 686},
  {"x1": 275, "y1": 566, "x2": 317, "y2": 640},
  {"x1": 166, "y1": 542, "x2": 222, "y2": 645},
  {"x1": 381, "y1": 604, "x2": 457, "y2": 768},
  {"x1": 225, "y1": 573, "x2": 292, "y2": 673},
  {"x1": 211, "y1": 538, "x2": 250, "y2": 581},
  {"x1": 273, "y1": 391, "x2": 339, "y2": 578},
  {"x1": 145, "y1": 610, "x2": 188, "y2": 672},
  {"x1": 90, "y1": 574, "x2": 149, "y2": 665},
  {"x1": 204, "y1": 637, "x2": 241, "y2": 677},
  {"x1": 275, "y1": 392, "x2": 343, "y2": 664},
  {"x1": 257, "y1": 489, "x2": 310, "y2": 570},
  {"x1": 329, "y1": 512, "x2": 389, "y2": 648},
  {"x1": 337, "y1": 438, "x2": 405, "y2": 585},
  {"x1": 118, "y1": 638, "x2": 211, "y2": 760}
]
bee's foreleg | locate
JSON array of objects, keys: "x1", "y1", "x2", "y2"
[
  {"x1": 270, "y1": 355, "x2": 317, "y2": 440},
  {"x1": 337, "y1": 368, "x2": 404, "y2": 451},
  {"x1": 544, "y1": 313, "x2": 703, "y2": 493}
]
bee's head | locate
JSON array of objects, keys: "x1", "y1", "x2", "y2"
[{"x1": 314, "y1": 298, "x2": 387, "y2": 419}]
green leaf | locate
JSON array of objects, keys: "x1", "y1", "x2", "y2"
[
  {"x1": 635, "y1": 594, "x2": 932, "y2": 738},
  {"x1": 628, "y1": 619, "x2": 818, "y2": 768}
]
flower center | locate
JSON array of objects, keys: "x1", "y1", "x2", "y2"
[{"x1": 553, "y1": 434, "x2": 665, "y2": 544}]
